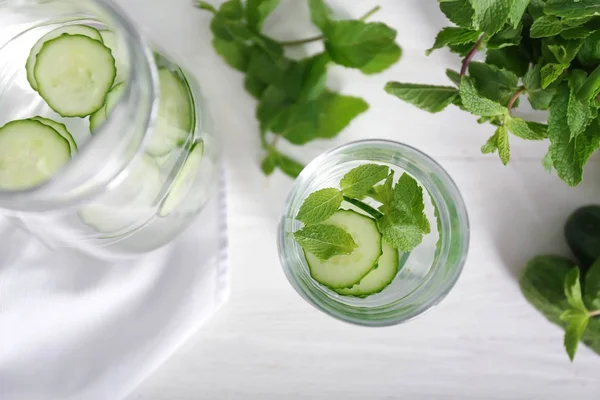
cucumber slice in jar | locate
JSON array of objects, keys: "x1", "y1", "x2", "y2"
[
  {"x1": 147, "y1": 68, "x2": 194, "y2": 156},
  {"x1": 31, "y1": 116, "x2": 77, "y2": 153},
  {"x1": 89, "y1": 83, "x2": 126, "y2": 132},
  {"x1": 159, "y1": 141, "x2": 204, "y2": 217},
  {"x1": 99, "y1": 30, "x2": 129, "y2": 84},
  {"x1": 79, "y1": 155, "x2": 162, "y2": 233},
  {"x1": 34, "y1": 34, "x2": 116, "y2": 117},
  {"x1": 26, "y1": 25, "x2": 103, "y2": 91},
  {"x1": 305, "y1": 210, "x2": 383, "y2": 289},
  {"x1": 335, "y1": 240, "x2": 400, "y2": 297},
  {"x1": 0, "y1": 119, "x2": 70, "y2": 190}
]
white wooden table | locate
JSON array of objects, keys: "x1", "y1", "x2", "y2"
[{"x1": 121, "y1": 0, "x2": 600, "y2": 398}]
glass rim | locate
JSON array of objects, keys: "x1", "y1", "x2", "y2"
[
  {"x1": 278, "y1": 139, "x2": 470, "y2": 327},
  {"x1": 0, "y1": 0, "x2": 158, "y2": 211}
]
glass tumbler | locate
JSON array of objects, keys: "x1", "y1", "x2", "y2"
[
  {"x1": 278, "y1": 140, "x2": 470, "y2": 326},
  {"x1": 0, "y1": 0, "x2": 220, "y2": 258}
]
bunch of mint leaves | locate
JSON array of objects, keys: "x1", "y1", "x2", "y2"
[
  {"x1": 196, "y1": 0, "x2": 401, "y2": 178},
  {"x1": 385, "y1": 0, "x2": 600, "y2": 187},
  {"x1": 293, "y1": 164, "x2": 431, "y2": 260},
  {"x1": 520, "y1": 256, "x2": 600, "y2": 361}
]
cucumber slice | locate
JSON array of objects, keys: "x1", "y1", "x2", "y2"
[
  {"x1": 0, "y1": 119, "x2": 70, "y2": 190},
  {"x1": 335, "y1": 240, "x2": 400, "y2": 297},
  {"x1": 31, "y1": 116, "x2": 77, "y2": 153},
  {"x1": 305, "y1": 210, "x2": 383, "y2": 289},
  {"x1": 79, "y1": 155, "x2": 162, "y2": 233},
  {"x1": 159, "y1": 141, "x2": 204, "y2": 217},
  {"x1": 99, "y1": 30, "x2": 129, "y2": 84},
  {"x1": 26, "y1": 25, "x2": 103, "y2": 91},
  {"x1": 89, "y1": 83, "x2": 126, "y2": 132},
  {"x1": 35, "y1": 34, "x2": 116, "y2": 117},
  {"x1": 147, "y1": 68, "x2": 194, "y2": 156}
]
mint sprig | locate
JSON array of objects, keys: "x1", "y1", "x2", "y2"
[
  {"x1": 293, "y1": 164, "x2": 431, "y2": 261},
  {"x1": 385, "y1": 1, "x2": 600, "y2": 187},
  {"x1": 197, "y1": 0, "x2": 401, "y2": 178}
]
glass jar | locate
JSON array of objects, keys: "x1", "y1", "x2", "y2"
[
  {"x1": 0, "y1": 0, "x2": 220, "y2": 258},
  {"x1": 278, "y1": 140, "x2": 469, "y2": 326}
]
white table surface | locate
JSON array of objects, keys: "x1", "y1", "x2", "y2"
[{"x1": 119, "y1": 0, "x2": 600, "y2": 398}]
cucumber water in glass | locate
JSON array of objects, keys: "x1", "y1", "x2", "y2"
[
  {"x1": 0, "y1": 0, "x2": 220, "y2": 258},
  {"x1": 278, "y1": 140, "x2": 469, "y2": 326}
]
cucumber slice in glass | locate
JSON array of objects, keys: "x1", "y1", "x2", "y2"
[
  {"x1": 89, "y1": 83, "x2": 126, "y2": 132},
  {"x1": 335, "y1": 240, "x2": 401, "y2": 297},
  {"x1": 159, "y1": 141, "x2": 204, "y2": 217},
  {"x1": 0, "y1": 119, "x2": 70, "y2": 190},
  {"x1": 305, "y1": 210, "x2": 383, "y2": 289},
  {"x1": 35, "y1": 34, "x2": 116, "y2": 117},
  {"x1": 79, "y1": 155, "x2": 162, "y2": 233},
  {"x1": 99, "y1": 30, "x2": 129, "y2": 84},
  {"x1": 26, "y1": 25, "x2": 103, "y2": 91},
  {"x1": 31, "y1": 116, "x2": 77, "y2": 154},
  {"x1": 147, "y1": 68, "x2": 194, "y2": 156}
]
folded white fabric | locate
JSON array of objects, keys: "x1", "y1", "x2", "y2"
[{"x1": 0, "y1": 178, "x2": 229, "y2": 400}]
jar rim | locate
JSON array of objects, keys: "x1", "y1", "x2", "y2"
[
  {"x1": 0, "y1": 0, "x2": 158, "y2": 212},
  {"x1": 278, "y1": 139, "x2": 470, "y2": 326}
]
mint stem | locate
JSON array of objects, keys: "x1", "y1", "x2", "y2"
[
  {"x1": 508, "y1": 86, "x2": 525, "y2": 112},
  {"x1": 460, "y1": 34, "x2": 484, "y2": 77},
  {"x1": 590, "y1": 310, "x2": 600, "y2": 318},
  {"x1": 577, "y1": 64, "x2": 600, "y2": 101},
  {"x1": 279, "y1": 5, "x2": 381, "y2": 47},
  {"x1": 342, "y1": 196, "x2": 384, "y2": 219}
]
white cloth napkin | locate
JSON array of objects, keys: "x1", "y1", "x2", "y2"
[{"x1": 0, "y1": 177, "x2": 229, "y2": 400}]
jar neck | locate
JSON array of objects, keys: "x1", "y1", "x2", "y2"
[{"x1": 0, "y1": 0, "x2": 158, "y2": 213}]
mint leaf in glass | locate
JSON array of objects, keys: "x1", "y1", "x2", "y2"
[
  {"x1": 296, "y1": 188, "x2": 343, "y2": 225},
  {"x1": 293, "y1": 223, "x2": 358, "y2": 261},
  {"x1": 340, "y1": 164, "x2": 389, "y2": 198}
]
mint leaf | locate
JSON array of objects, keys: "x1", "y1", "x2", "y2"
[
  {"x1": 308, "y1": 0, "x2": 331, "y2": 31},
  {"x1": 360, "y1": 43, "x2": 402, "y2": 75},
  {"x1": 584, "y1": 259, "x2": 600, "y2": 309},
  {"x1": 548, "y1": 85, "x2": 600, "y2": 186},
  {"x1": 506, "y1": 116, "x2": 547, "y2": 140},
  {"x1": 394, "y1": 173, "x2": 430, "y2": 234},
  {"x1": 523, "y1": 63, "x2": 557, "y2": 110},
  {"x1": 370, "y1": 171, "x2": 395, "y2": 213},
  {"x1": 509, "y1": 0, "x2": 531, "y2": 26},
  {"x1": 314, "y1": 92, "x2": 369, "y2": 138},
  {"x1": 486, "y1": 23, "x2": 523, "y2": 49},
  {"x1": 545, "y1": 0, "x2": 600, "y2": 19},
  {"x1": 439, "y1": 0, "x2": 475, "y2": 28},
  {"x1": 547, "y1": 39, "x2": 584, "y2": 64},
  {"x1": 561, "y1": 309, "x2": 590, "y2": 361},
  {"x1": 276, "y1": 152, "x2": 305, "y2": 178},
  {"x1": 260, "y1": 152, "x2": 277, "y2": 175},
  {"x1": 567, "y1": 80, "x2": 594, "y2": 140},
  {"x1": 245, "y1": 73, "x2": 267, "y2": 99},
  {"x1": 576, "y1": 64, "x2": 600, "y2": 102},
  {"x1": 212, "y1": 37, "x2": 250, "y2": 72},
  {"x1": 246, "y1": 0, "x2": 280, "y2": 31},
  {"x1": 459, "y1": 76, "x2": 507, "y2": 116},
  {"x1": 340, "y1": 164, "x2": 389, "y2": 198},
  {"x1": 468, "y1": 62, "x2": 519, "y2": 106},
  {"x1": 530, "y1": 15, "x2": 563, "y2": 38},
  {"x1": 577, "y1": 31, "x2": 600, "y2": 67},
  {"x1": 297, "y1": 53, "x2": 330, "y2": 101},
  {"x1": 541, "y1": 63, "x2": 569, "y2": 88},
  {"x1": 324, "y1": 21, "x2": 397, "y2": 68},
  {"x1": 542, "y1": 149, "x2": 554, "y2": 172},
  {"x1": 272, "y1": 100, "x2": 320, "y2": 144},
  {"x1": 446, "y1": 69, "x2": 461, "y2": 86},
  {"x1": 561, "y1": 26, "x2": 593, "y2": 40},
  {"x1": 257, "y1": 85, "x2": 292, "y2": 132},
  {"x1": 218, "y1": 0, "x2": 243, "y2": 18},
  {"x1": 564, "y1": 268, "x2": 588, "y2": 312},
  {"x1": 294, "y1": 223, "x2": 357, "y2": 260},
  {"x1": 385, "y1": 82, "x2": 459, "y2": 113},
  {"x1": 196, "y1": 1, "x2": 217, "y2": 13},
  {"x1": 470, "y1": 0, "x2": 513, "y2": 35},
  {"x1": 296, "y1": 188, "x2": 343, "y2": 225},
  {"x1": 426, "y1": 27, "x2": 480, "y2": 55},
  {"x1": 482, "y1": 125, "x2": 510, "y2": 165},
  {"x1": 486, "y1": 46, "x2": 530, "y2": 77},
  {"x1": 377, "y1": 210, "x2": 424, "y2": 252}
]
